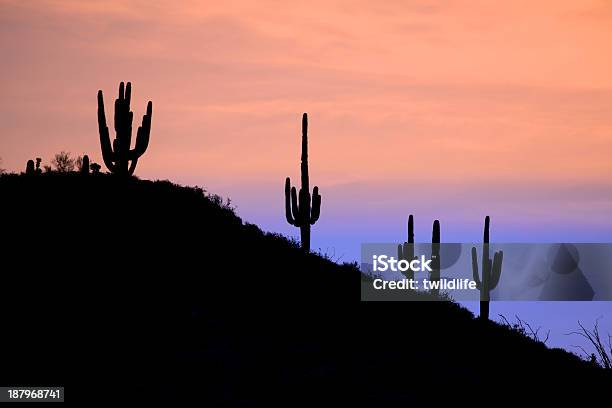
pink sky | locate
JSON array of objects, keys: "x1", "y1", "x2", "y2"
[{"x1": 2, "y1": 0, "x2": 612, "y2": 254}]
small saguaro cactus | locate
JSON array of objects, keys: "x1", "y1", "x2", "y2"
[
  {"x1": 397, "y1": 215, "x2": 416, "y2": 281},
  {"x1": 81, "y1": 155, "x2": 90, "y2": 175},
  {"x1": 430, "y1": 220, "x2": 441, "y2": 296},
  {"x1": 284, "y1": 113, "x2": 321, "y2": 252},
  {"x1": 26, "y1": 160, "x2": 35, "y2": 175},
  {"x1": 471, "y1": 216, "x2": 503, "y2": 320},
  {"x1": 35, "y1": 158, "x2": 42, "y2": 174},
  {"x1": 97, "y1": 82, "x2": 152, "y2": 176}
]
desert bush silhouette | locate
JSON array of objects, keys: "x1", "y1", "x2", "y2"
[
  {"x1": 284, "y1": 113, "x2": 321, "y2": 252},
  {"x1": 472, "y1": 216, "x2": 503, "y2": 320},
  {"x1": 98, "y1": 82, "x2": 152, "y2": 176},
  {"x1": 52, "y1": 151, "x2": 75, "y2": 172}
]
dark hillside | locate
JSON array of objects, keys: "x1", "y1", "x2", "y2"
[{"x1": 0, "y1": 173, "x2": 608, "y2": 403}]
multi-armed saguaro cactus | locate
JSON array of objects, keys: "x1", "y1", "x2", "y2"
[
  {"x1": 97, "y1": 82, "x2": 152, "y2": 176},
  {"x1": 430, "y1": 220, "x2": 441, "y2": 296},
  {"x1": 398, "y1": 215, "x2": 416, "y2": 281},
  {"x1": 471, "y1": 216, "x2": 503, "y2": 320},
  {"x1": 285, "y1": 113, "x2": 321, "y2": 252}
]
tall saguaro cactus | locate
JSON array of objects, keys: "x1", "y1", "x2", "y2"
[
  {"x1": 97, "y1": 82, "x2": 152, "y2": 176},
  {"x1": 285, "y1": 113, "x2": 321, "y2": 252},
  {"x1": 471, "y1": 216, "x2": 504, "y2": 320},
  {"x1": 430, "y1": 220, "x2": 441, "y2": 296},
  {"x1": 398, "y1": 215, "x2": 416, "y2": 281}
]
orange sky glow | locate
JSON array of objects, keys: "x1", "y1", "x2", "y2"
[{"x1": 2, "y1": 0, "x2": 612, "y2": 250}]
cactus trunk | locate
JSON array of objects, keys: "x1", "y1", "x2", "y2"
[
  {"x1": 481, "y1": 216, "x2": 490, "y2": 319},
  {"x1": 397, "y1": 215, "x2": 415, "y2": 281},
  {"x1": 430, "y1": 220, "x2": 441, "y2": 297}
]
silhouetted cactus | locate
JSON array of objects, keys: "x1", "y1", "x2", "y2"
[
  {"x1": 26, "y1": 160, "x2": 35, "y2": 175},
  {"x1": 430, "y1": 220, "x2": 441, "y2": 296},
  {"x1": 35, "y1": 158, "x2": 42, "y2": 174},
  {"x1": 285, "y1": 113, "x2": 321, "y2": 252},
  {"x1": 97, "y1": 82, "x2": 152, "y2": 176},
  {"x1": 397, "y1": 215, "x2": 416, "y2": 281},
  {"x1": 81, "y1": 155, "x2": 90, "y2": 175},
  {"x1": 471, "y1": 216, "x2": 503, "y2": 320}
]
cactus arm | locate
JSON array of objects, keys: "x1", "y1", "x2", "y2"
[
  {"x1": 290, "y1": 186, "x2": 301, "y2": 225},
  {"x1": 398, "y1": 243, "x2": 404, "y2": 260},
  {"x1": 471, "y1": 247, "x2": 482, "y2": 289},
  {"x1": 127, "y1": 158, "x2": 138, "y2": 176},
  {"x1": 98, "y1": 90, "x2": 117, "y2": 172},
  {"x1": 490, "y1": 251, "x2": 504, "y2": 289},
  {"x1": 125, "y1": 82, "x2": 133, "y2": 150},
  {"x1": 130, "y1": 101, "x2": 152, "y2": 160},
  {"x1": 310, "y1": 186, "x2": 321, "y2": 224},
  {"x1": 114, "y1": 82, "x2": 124, "y2": 135},
  {"x1": 285, "y1": 178, "x2": 296, "y2": 225}
]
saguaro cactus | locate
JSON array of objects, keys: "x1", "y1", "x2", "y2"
[
  {"x1": 471, "y1": 216, "x2": 503, "y2": 320},
  {"x1": 26, "y1": 160, "x2": 35, "y2": 175},
  {"x1": 285, "y1": 113, "x2": 321, "y2": 252},
  {"x1": 81, "y1": 155, "x2": 90, "y2": 175},
  {"x1": 397, "y1": 215, "x2": 416, "y2": 281},
  {"x1": 97, "y1": 82, "x2": 152, "y2": 176},
  {"x1": 430, "y1": 220, "x2": 441, "y2": 296}
]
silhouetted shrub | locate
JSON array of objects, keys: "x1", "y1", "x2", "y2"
[{"x1": 52, "y1": 151, "x2": 75, "y2": 172}]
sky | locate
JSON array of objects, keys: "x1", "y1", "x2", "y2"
[{"x1": 1, "y1": 1, "x2": 611, "y2": 353}]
